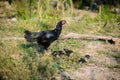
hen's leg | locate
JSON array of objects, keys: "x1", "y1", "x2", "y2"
[
  {"x1": 44, "y1": 43, "x2": 50, "y2": 50},
  {"x1": 36, "y1": 44, "x2": 45, "y2": 56},
  {"x1": 44, "y1": 43, "x2": 51, "y2": 56}
]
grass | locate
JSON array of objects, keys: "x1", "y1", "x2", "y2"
[
  {"x1": 108, "y1": 65, "x2": 120, "y2": 69},
  {"x1": 0, "y1": 39, "x2": 83, "y2": 79},
  {"x1": 0, "y1": 1, "x2": 120, "y2": 79}
]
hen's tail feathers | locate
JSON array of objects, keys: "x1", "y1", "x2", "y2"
[
  {"x1": 24, "y1": 30, "x2": 31, "y2": 35},
  {"x1": 24, "y1": 30, "x2": 35, "y2": 42}
]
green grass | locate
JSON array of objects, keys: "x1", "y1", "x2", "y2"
[
  {"x1": 112, "y1": 53, "x2": 120, "y2": 58},
  {"x1": 108, "y1": 65, "x2": 120, "y2": 69},
  {"x1": 0, "y1": 39, "x2": 83, "y2": 79},
  {"x1": 0, "y1": 3, "x2": 120, "y2": 79}
]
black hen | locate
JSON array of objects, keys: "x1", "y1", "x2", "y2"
[{"x1": 24, "y1": 20, "x2": 66, "y2": 52}]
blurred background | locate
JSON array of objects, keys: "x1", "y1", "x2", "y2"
[{"x1": 0, "y1": 0, "x2": 120, "y2": 80}]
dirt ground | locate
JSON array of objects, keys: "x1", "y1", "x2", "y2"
[{"x1": 0, "y1": 1, "x2": 120, "y2": 80}]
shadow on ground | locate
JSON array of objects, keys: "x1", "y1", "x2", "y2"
[
  {"x1": 20, "y1": 43, "x2": 37, "y2": 49},
  {"x1": 20, "y1": 43, "x2": 37, "y2": 56}
]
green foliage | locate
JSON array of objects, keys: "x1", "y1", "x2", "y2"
[
  {"x1": 112, "y1": 53, "x2": 120, "y2": 58},
  {"x1": 100, "y1": 6, "x2": 117, "y2": 22},
  {"x1": 0, "y1": 56, "x2": 30, "y2": 80},
  {"x1": 98, "y1": 50, "x2": 120, "y2": 60},
  {"x1": 12, "y1": 1, "x2": 30, "y2": 19},
  {"x1": 11, "y1": 0, "x2": 71, "y2": 22},
  {"x1": 109, "y1": 65, "x2": 120, "y2": 69},
  {"x1": 0, "y1": 0, "x2": 120, "y2": 79},
  {"x1": 92, "y1": 6, "x2": 120, "y2": 36},
  {"x1": 37, "y1": 56, "x2": 58, "y2": 79},
  {"x1": 0, "y1": 39, "x2": 82, "y2": 79}
]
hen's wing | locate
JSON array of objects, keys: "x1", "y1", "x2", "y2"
[
  {"x1": 36, "y1": 30, "x2": 57, "y2": 50},
  {"x1": 38, "y1": 30, "x2": 57, "y2": 43}
]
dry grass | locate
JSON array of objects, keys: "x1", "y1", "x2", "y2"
[{"x1": 0, "y1": 2, "x2": 120, "y2": 79}]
